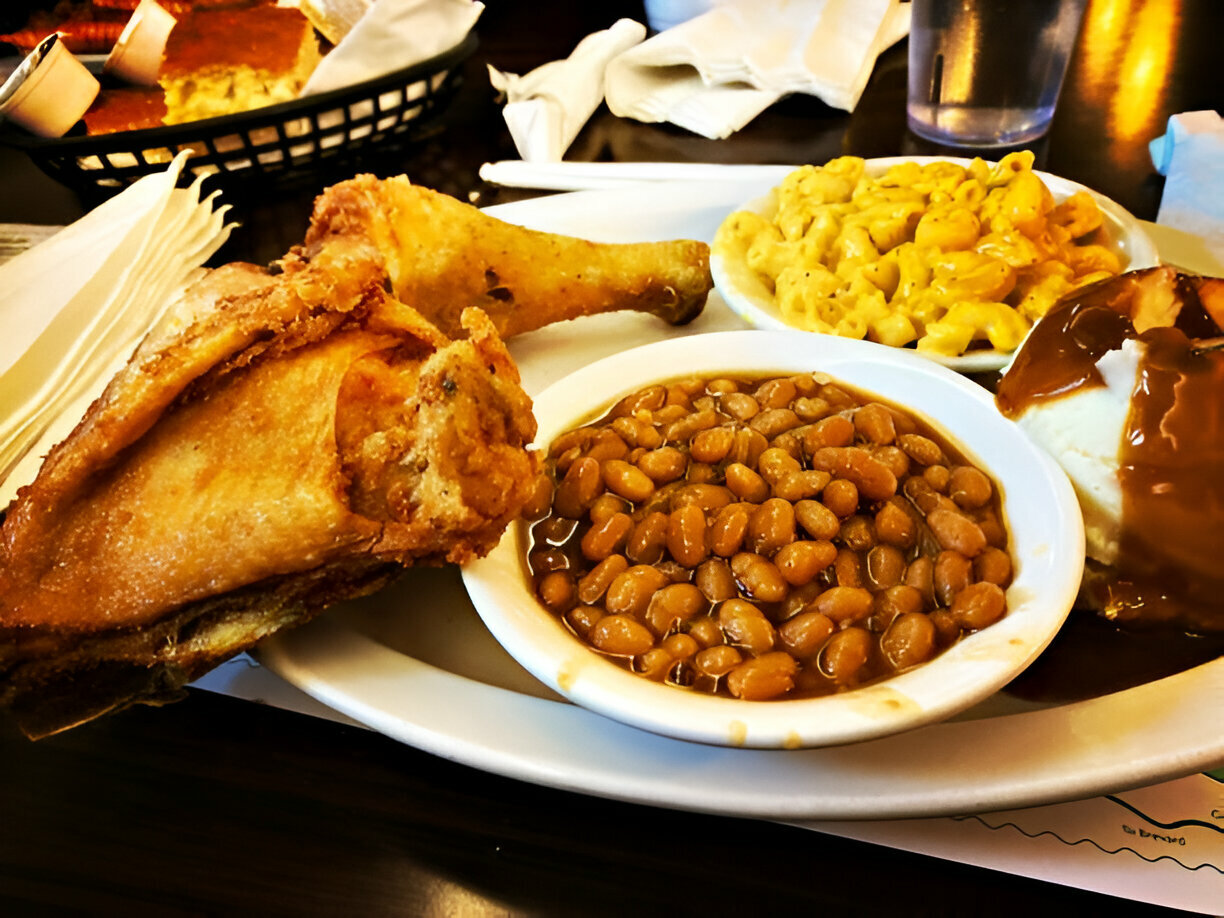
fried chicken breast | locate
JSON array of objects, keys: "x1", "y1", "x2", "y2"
[{"x1": 0, "y1": 257, "x2": 537, "y2": 737}]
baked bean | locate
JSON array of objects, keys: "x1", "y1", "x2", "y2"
[
  {"x1": 694, "y1": 644, "x2": 743, "y2": 678},
  {"x1": 605, "y1": 565, "x2": 669, "y2": 617},
  {"x1": 793, "y1": 396, "x2": 832, "y2": 422},
  {"x1": 565, "y1": 604, "x2": 602, "y2": 639},
  {"x1": 690, "y1": 427, "x2": 735, "y2": 464},
  {"x1": 772, "y1": 469, "x2": 832, "y2": 502},
  {"x1": 724, "y1": 462, "x2": 771, "y2": 502},
  {"x1": 757, "y1": 447, "x2": 802, "y2": 485},
  {"x1": 898, "y1": 433, "x2": 944, "y2": 466},
  {"x1": 795, "y1": 499, "x2": 840, "y2": 540},
  {"x1": 672, "y1": 483, "x2": 733, "y2": 513},
  {"x1": 926, "y1": 508, "x2": 987, "y2": 557},
  {"x1": 949, "y1": 465, "x2": 993, "y2": 509},
  {"x1": 585, "y1": 429, "x2": 629, "y2": 462},
  {"x1": 695, "y1": 558, "x2": 739, "y2": 602},
  {"x1": 811, "y1": 585, "x2": 874, "y2": 623},
  {"x1": 626, "y1": 512, "x2": 669, "y2": 564},
  {"x1": 774, "y1": 540, "x2": 837, "y2": 585},
  {"x1": 581, "y1": 512, "x2": 633, "y2": 561},
  {"x1": 875, "y1": 499, "x2": 917, "y2": 548},
  {"x1": 839, "y1": 515, "x2": 876, "y2": 552},
  {"x1": 833, "y1": 548, "x2": 865, "y2": 588},
  {"x1": 603, "y1": 459, "x2": 655, "y2": 503},
  {"x1": 590, "y1": 614, "x2": 655, "y2": 656},
  {"x1": 854, "y1": 403, "x2": 897, "y2": 444},
  {"x1": 866, "y1": 544, "x2": 906, "y2": 590},
  {"x1": 554, "y1": 457, "x2": 603, "y2": 518},
  {"x1": 667, "y1": 505, "x2": 709, "y2": 567},
  {"x1": 645, "y1": 582, "x2": 707, "y2": 636},
  {"x1": 934, "y1": 550, "x2": 973, "y2": 607},
  {"x1": 636, "y1": 446, "x2": 687, "y2": 484},
  {"x1": 952, "y1": 581, "x2": 1007, "y2": 630},
  {"x1": 881, "y1": 612, "x2": 937, "y2": 670},
  {"x1": 923, "y1": 464, "x2": 951, "y2": 493},
  {"x1": 661, "y1": 632, "x2": 700, "y2": 661},
  {"x1": 821, "y1": 478, "x2": 860, "y2": 518},
  {"x1": 803, "y1": 414, "x2": 855, "y2": 451},
  {"x1": 748, "y1": 498, "x2": 796, "y2": 555},
  {"x1": 718, "y1": 599, "x2": 776, "y2": 655},
  {"x1": 686, "y1": 617, "x2": 725, "y2": 649},
  {"x1": 754, "y1": 377, "x2": 798, "y2": 408},
  {"x1": 778, "y1": 611, "x2": 835, "y2": 658},
  {"x1": 708, "y1": 503, "x2": 752, "y2": 557},
  {"x1": 613, "y1": 385, "x2": 666, "y2": 416},
  {"x1": 819, "y1": 627, "x2": 873, "y2": 685},
  {"x1": 721, "y1": 391, "x2": 760, "y2": 421},
  {"x1": 634, "y1": 647, "x2": 673, "y2": 681},
  {"x1": 730, "y1": 552, "x2": 789, "y2": 602},
  {"x1": 578, "y1": 554, "x2": 630, "y2": 604},
  {"x1": 974, "y1": 546, "x2": 1013, "y2": 585},
  {"x1": 873, "y1": 445, "x2": 911, "y2": 480},
  {"x1": 529, "y1": 370, "x2": 1011, "y2": 703},
  {"x1": 538, "y1": 571, "x2": 576, "y2": 612},
  {"x1": 750, "y1": 407, "x2": 802, "y2": 438},
  {"x1": 726, "y1": 653, "x2": 797, "y2": 700}
]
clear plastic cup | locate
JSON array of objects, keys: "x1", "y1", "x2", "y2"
[{"x1": 907, "y1": 0, "x2": 1088, "y2": 148}]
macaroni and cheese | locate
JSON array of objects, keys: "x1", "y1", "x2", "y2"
[{"x1": 713, "y1": 153, "x2": 1123, "y2": 357}]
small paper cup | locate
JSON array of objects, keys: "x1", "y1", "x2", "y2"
[
  {"x1": 0, "y1": 35, "x2": 100, "y2": 138},
  {"x1": 104, "y1": 0, "x2": 177, "y2": 87}
]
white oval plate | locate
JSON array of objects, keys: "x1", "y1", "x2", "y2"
[
  {"x1": 462, "y1": 331, "x2": 1083, "y2": 749},
  {"x1": 256, "y1": 181, "x2": 1223, "y2": 819},
  {"x1": 710, "y1": 157, "x2": 1161, "y2": 374}
]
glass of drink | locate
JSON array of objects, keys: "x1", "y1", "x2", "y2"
[{"x1": 906, "y1": 0, "x2": 1088, "y2": 147}]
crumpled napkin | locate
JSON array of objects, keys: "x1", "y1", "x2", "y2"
[
  {"x1": 605, "y1": 0, "x2": 910, "y2": 140},
  {"x1": 302, "y1": 0, "x2": 483, "y2": 96},
  {"x1": 0, "y1": 152, "x2": 232, "y2": 498},
  {"x1": 1149, "y1": 110, "x2": 1224, "y2": 249},
  {"x1": 488, "y1": 18, "x2": 646, "y2": 162}
]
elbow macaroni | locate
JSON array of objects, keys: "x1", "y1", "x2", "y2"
[{"x1": 713, "y1": 153, "x2": 1123, "y2": 357}]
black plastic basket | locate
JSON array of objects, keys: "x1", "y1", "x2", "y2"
[{"x1": 0, "y1": 33, "x2": 477, "y2": 199}]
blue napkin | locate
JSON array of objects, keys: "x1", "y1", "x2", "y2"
[{"x1": 1149, "y1": 111, "x2": 1224, "y2": 248}]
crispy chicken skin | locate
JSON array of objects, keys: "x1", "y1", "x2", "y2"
[
  {"x1": 0, "y1": 254, "x2": 538, "y2": 737},
  {"x1": 295, "y1": 174, "x2": 713, "y2": 338}
]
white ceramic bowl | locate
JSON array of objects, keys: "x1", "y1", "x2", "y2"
[
  {"x1": 462, "y1": 331, "x2": 1085, "y2": 749},
  {"x1": 710, "y1": 157, "x2": 1160, "y2": 374}
]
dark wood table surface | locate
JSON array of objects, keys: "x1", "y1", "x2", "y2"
[{"x1": 2, "y1": 1, "x2": 1220, "y2": 915}]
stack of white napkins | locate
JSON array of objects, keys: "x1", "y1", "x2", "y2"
[
  {"x1": 302, "y1": 0, "x2": 484, "y2": 96},
  {"x1": 0, "y1": 153, "x2": 233, "y2": 501},
  {"x1": 1149, "y1": 110, "x2": 1224, "y2": 251},
  {"x1": 490, "y1": 0, "x2": 909, "y2": 159}
]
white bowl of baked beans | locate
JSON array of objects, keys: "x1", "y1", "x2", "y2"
[{"x1": 462, "y1": 330, "x2": 1084, "y2": 749}]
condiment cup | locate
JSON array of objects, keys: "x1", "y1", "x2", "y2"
[
  {"x1": 105, "y1": 0, "x2": 178, "y2": 87},
  {"x1": 0, "y1": 34, "x2": 100, "y2": 138},
  {"x1": 463, "y1": 331, "x2": 1085, "y2": 749}
]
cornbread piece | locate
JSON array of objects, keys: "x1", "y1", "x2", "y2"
[
  {"x1": 82, "y1": 86, "x2": 168, "y2": 134},
  {"x1": 157, "y1": 1, "x2": 322, "y2": 124}
]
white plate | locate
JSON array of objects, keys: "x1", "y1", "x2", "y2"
[
  {"x1": 710, "y1": 157, "x2": 1161, "y2": 374},
  {"x1": 258, "y1": 181, "x2": 1223, "y2": 820},
  {"x1": 463, "y1": 331, "x2": 1083, "y2": 749}
]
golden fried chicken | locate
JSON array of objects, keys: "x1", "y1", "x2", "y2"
[
  {"x1": 294, "y1": 174, "x2": 713, "y2": 339},
  {"x1": 0, "y1": 255, "x2": 537, "y2": 737}
]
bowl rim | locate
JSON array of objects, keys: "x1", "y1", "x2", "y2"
[
  {"x1": 461, "y1": 330, "x2": 1085, "y2": 749},
  {"x1": 710, "y1": 155, "x2": 1161, "y2": 374}
]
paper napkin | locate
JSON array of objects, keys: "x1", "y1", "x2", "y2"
[
  {"x1": 302, "y1": 0, "x2": 484, "y2": 96},
  {"x1": 604, "y1": 0, "x2": 910, "y2": 140},
  {"x1": 488, "y1": 18, "x2": 646, "y2": 162},
  {"x1": 0, "y1": 152, "x2": 233, "y2": 499},
  {"x1": 1149, "y1": 110, "x2": 1224, "y2": 249}
]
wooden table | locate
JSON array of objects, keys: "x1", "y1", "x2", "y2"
[{"x1": 2, "y1": 1, "x2": 1218, "y2": 913}]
